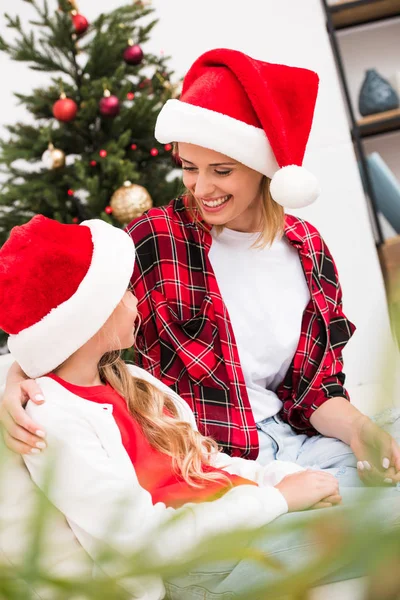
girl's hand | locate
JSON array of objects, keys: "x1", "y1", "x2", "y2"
[
  {"x1": 0, "y1": 379, "x2": 46, "y2": 454},
  {"x1": 311, "y1": 493, "x2": 342, "y2": 510},
  {"x1": 275, "y1": 470, "x2": 341, "y2": 512}
]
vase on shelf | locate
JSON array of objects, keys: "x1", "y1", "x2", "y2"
[{"x1": 358, "y1": 69, "x2": 399, "y2": 117}]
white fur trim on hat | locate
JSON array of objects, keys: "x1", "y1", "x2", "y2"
[
  {"x1": 270, "y1": 165, "x2": 321, "y2": 209},
  {"x1": 155, "y1": 99, "x2": 279, "y2": 178},
  {"x1": 8, "y1": 220, "x2": 135, "y2": 378}
]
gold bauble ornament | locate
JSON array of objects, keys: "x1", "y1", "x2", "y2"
[
  {"x1": 110, "y1": 181, "x2": 153, "y2": 224},
  {"x1": 41, "y1": 143, "x2": 66, "y2": 169}
]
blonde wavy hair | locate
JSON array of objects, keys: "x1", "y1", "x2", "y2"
[
  {"x1": 173, "y1": 142, "x2": 285, "y2": 247},
  {"x1": 98, "y1": 351, "x2": 231, "y2": 489}
]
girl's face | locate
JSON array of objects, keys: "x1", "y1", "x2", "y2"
[
  {"x1": 178, "y1": 143, "x2": 264, "y2": 232},
  {"x1": 99, "y1": 290, "x2": 139, "y2": 351}
]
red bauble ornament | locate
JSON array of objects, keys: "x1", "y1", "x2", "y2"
[
  {"x1": 52, "y1": 96, "x2": 78, "y2": 122},
  {"x1": 130, "y1": 143, "x2": 137, "y2": 150},
  {"x1": 67, "y1": 189, "x2": 74, "y2": 196},
  {"x1": 150, "y1": 148, "x2": 158, "y2": 157},
  {"x1": 90, "y1": 160, "x2": 97, "y2": 167},
  {"x1": 99, "y1": 149, "x2": 108, "y2": 158},
  {"x1": 105, "y1": 206, "x2": 113, "y2": 215},
  {"x1": 126, "y1": 92, "x2": 135, "y2": 101},
  {"x1": 123, "y1": 44, "x2": 144, "y2": 66},
  {"x1": 164, "y1": 143, "x2": 172, "y2": 151},
  {"x1": 99, "y1": 94, "x2": 120, "y2": 118},
  {"x1": 72, "y1": 12, "x2": 89, "y2": 35}
]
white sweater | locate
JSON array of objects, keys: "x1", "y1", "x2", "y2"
[{"x1": 23, "y1": 364, "x2": 303, "y2": 600}]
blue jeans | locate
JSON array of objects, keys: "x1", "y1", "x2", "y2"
[
  {"x1": 164, "y1": 408, "x2": 400, "y2": 599},
  {"x1": 257, "y1": 408, "x2": 400, "y2": 487}
]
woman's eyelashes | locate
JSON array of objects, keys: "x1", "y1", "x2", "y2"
[
  {"x1": 182, "y1": 166, "x2": 233, "y2": 176},
  {"x1": 215, "y1": 169, "x2": 232, "y2": 176}
]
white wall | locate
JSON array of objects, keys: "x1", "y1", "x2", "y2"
[{"x1": 1, "y1": 0, "x2": 398, "y2": 409}]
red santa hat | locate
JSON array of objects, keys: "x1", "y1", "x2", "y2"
[
  {"x1": 155, "y1": 48, "x2": 320, "y2": 209},
  {"x1": 0, "y1": 216, "x2": 135, "y2": 378}
]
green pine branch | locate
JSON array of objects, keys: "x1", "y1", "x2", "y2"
[{"x1": 3, "y1": 11, "x2": 73, "y2": 76}]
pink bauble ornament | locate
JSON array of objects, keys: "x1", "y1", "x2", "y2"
[
  {"x1": 123, "y1": 44, "x2": 144, "y2": 66},
  {"x1": 99, "y1": 94, "x2": 120, "y2": 117}
]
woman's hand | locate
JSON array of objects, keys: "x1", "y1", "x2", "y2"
[
  {"x1": 350, "y1": 415, "x2": 400, "y2": 486},
  {"x1": 275, "y1": 470, "x2": 341, "y2": 512},
  {"x1": 0, "y1": 374, "x2": 46, "y2": 454}
]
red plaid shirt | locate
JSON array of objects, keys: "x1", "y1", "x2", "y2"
[{"x1": 127, "y1": 197, "x2": 356, "y2": 459}]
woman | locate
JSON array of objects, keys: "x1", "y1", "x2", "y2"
[
  {"x1": 2, "y1": 48, "x2": 400, "y2": 486},
  {"x1": 0, "y1": 215, "x2": 343, "y2": 599}
]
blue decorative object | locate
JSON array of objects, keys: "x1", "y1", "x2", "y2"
[
  {"x1": 358, "y1": 69, "x2": 399, "y2": 116},
  {"x1": 366, "y1": 153, "x2": 400, "y2": 233}
]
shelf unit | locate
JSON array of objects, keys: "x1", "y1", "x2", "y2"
[
  {"x1": 357, "y1": 107, "x2": 400, "y2": 138},
  {"x1": 321, "y1": 0, "x2": 400, "y2": 246},
  {"x1": 330, "y1": 0, "x2": 400, "y2": 29}
]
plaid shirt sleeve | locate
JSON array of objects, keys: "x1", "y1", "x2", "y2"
[
  {"x1": 282, "y1": 222, "x2": 356, "y2": 433},
  {"x1": 301, "y1": 261, "x2": 355, "y2": 425}
]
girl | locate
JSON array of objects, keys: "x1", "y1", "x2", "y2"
[
  {"x1": 2, "y1": 48, "x2": 400, "y2": 486},
  {"x1": 0, "y1": 215, "x2": 342, "y2": 599}
]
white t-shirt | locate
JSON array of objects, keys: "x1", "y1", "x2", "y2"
[{"x1": 209, "y1": 227, "x2": 310, "y2": 424}]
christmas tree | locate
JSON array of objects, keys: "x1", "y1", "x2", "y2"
[{"x1": 0, "y1": 0, "x2": 182, "y2": 350}]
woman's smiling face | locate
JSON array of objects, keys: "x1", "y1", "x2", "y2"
[{"x1": 178, "y1": 143, "x2": 264, "y2": 232}]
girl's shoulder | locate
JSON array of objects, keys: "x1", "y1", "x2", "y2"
[{"x1": 26, "y1": 377, "x2": 106, "y2": 422}]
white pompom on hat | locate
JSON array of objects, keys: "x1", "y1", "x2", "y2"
[
  {"x1": 155, "y1": 48, "x2": 320, "y2": 209},
  {"x1": 269, "y1": 165, "x2": 320, "y2": 209}
]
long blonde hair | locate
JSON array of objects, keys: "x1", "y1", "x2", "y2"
[
  {"x1": 173, "y1": 142, "x2": 285, "y2": 247},
  {"x1": 98, "y1": 352, "x2": 231, "y2": 489}
]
